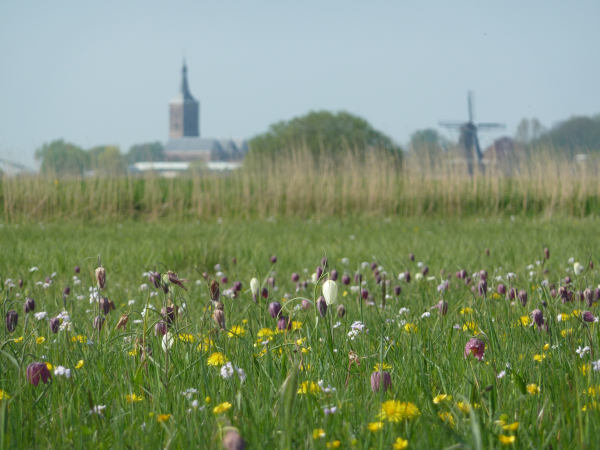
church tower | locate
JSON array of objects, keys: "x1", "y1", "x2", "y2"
[{"x1": 169, "y1": 61, "x2": 200, "y2": 138}]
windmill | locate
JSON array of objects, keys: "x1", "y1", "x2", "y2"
[{"x1": 440, "y1": 92, "x2": 504, "y2": 174}]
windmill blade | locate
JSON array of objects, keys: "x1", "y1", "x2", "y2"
[
  {"x1": 468, "y1": 91, "x2": 474, "y2": 123},
  {"x1": 476, "y1": 123, "x2": 505, "y2": 130},
  {"x1": 439, "y1": 121, "x2": 464, "y2": 129}
]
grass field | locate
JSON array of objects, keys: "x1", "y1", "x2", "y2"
[{"x1": 1, "y1": 217, "x2": 600, "y2": 449}]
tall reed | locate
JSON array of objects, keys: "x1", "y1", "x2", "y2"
[{"x1": 2, "y1": 145, "x2": 599, "y2": 222}]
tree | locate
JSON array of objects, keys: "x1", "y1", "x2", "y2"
[
  {"x1": 538, "y1": 116, "x2": 600, "y2": 151},
  {"x1": 248, "y1": 110, "x2": 401, "y2": 162},
  {"x1": 127, "y1": 142, "x2": 165, "y2": 163},
  {"x1": 35, "y1": 139, "x2": 89, "y2": 176},
  {"x1": 90, "y1": 145, "x2": 127, "y2": 175},
  {"x1": 409, "y1": 128, "x2": 444, "y2": 156}
]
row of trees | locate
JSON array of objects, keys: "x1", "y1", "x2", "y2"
[{"x1": 35, "y1": 141, "x2": 165, "y2": 176}]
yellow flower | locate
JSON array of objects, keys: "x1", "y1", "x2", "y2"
[
  {"x1": 373, "y1": 362, "x2": 392, "y2": 372},
  {"x1": 71, "y1": 335, "x2": 87, "y2": 343},
  {"x1": 438, "y1": 411, "x2": 455, "y2": 427},
  {"x1": 331, "y1": 440, "x2": 341, "y2": 448},
  {"x1": 343, "y1": 291, "x2": 348, "y2": 297},
  {"x1": 242, "y1": 319, "x2": 248, "y2": 324},
  {"x1": 543, "y1": 343, "x2": 550, "y2": 351},
  {"x1": 36, "y1": 337, "x2": 45, "y2": 344},
  {"x1": 0, "y1": 389, "x2": 10, "y2": 400},
  {"x1": 207, "y1": 352, "x2": 228, "y2": 366},
  {"x1": 296, "y1": 338, "x2": 306, "y2": 346},
  {"x1": 128, "y1": 349, "x2": 138, "y2": 356},
  {"x1": 213, "y1": 402, "x2": 232, "y2": 414},
  {"x1": 572, "y1": 309, "x2": 582, "y2": 317},
  {"x1": 291, "y1": 321, "x2": 303, "y2": 330},
  {"x1": 580, "y1": 364, "x2": 590, "y2": 376},
  {"x1": 45, "y1": 363, "x2": 53, "y2": 370},
  {"x1": 75, "y1": 360, "x2": 84, "y2": 369},
  {"x1": 587, "y1": 386, "x2": 600, "y2": 396},
  {"x1": 519, "y1": 316, "x2": 531, "y2": 326},
  {"x1": 205, "y1": 396, "x2": 211, "y2": 403},
  {"x1": 257, "y1": 328, "x2": 274, "y2": 338},
  {"x1": 368, "y1": 422, "x2": 384, "y2": 432},
  {"x1": 393, "y1": 437, "x2": 409, "y2": 449},
  {"x1": 14, "y1": 336, "x2": 23, "y2": 343},
  {"x1": 503, "y1": 422, "x2": 519, "y2": 431},
  {"x1": 126, "y1": 394, "x2": 143, "y2": 403},
  {"x1": 300, "y1": 363, "x2": 311, "y2": 371},
  {"x1": 312, "y1": 428, "x2": 325, "y2": 439},
  {"x1": 157, "y1": 414, "x2": 171, "y2": 423},
  {"x1": 526, "y1": 384, "x2": 540, "y2": 395},
  {"x1": 495, "y1": 413, "x2": 508, "y2": 426},
  {"x1": 499, "y1": 435, "x2": 516, "y2": 445},
  {"x1": 301, "y1": 347, "x2": 310, "y2": 354},
  {"x1": 533, "y1": 354, "x2": 546, "y2": 362},
  {"x1": 179, "y1": 333, "x2": 195, "y2": 343},
  {"x1": 197, "y1": 337, "x2": 214, "y2": 352},
  {"x1": 561, "y1": 328, "x2": 573, "y2": 338},
  {"x1": 433, "y1": 394, "x2": 451, "y2": 404},
  {"x1": 297, "y1": 381, "x2": 321, "y2": 394},
  {"x1": 404, "y1": 323, "x2": 417, "y2": 333},
  {"x1": 457, "y1": 401, "x2": 471, "y2": 414},
  {"x1": 228, "y1": 325, "x2": 245, "y2": 338},
  {"x1": 378, "y1": 400, "x2": 420, "y2": 422},
  {"x1": 460, "y1": 307, "x2": 474, "y2": 315},
  {"x1": 463, "y1": 322, "x2": 479, "y2": 333}
]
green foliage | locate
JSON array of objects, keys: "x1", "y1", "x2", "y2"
[
  {"x1": 127, "y1": 141, "x2": 165, "y2": 163},
  {"x1": 89, "y1": 145, "x2": 127, "y2": 175},
  {"x1": 34, "y1": 139, "x2": 89, "y2": 176},
  {"x1": 0, "y1": 218, "x2": 600, "y2": 448},
  {"x1": 409, "y1": 128, "x2": 444, "y2": 155},
  {"x1": 538, "y1": 115, "x2": 600, "y2": 152},
  {"x1": 248, "y1": 110, "x2": 401, "y2": 163}
]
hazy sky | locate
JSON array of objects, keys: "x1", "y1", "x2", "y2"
[{"x1": 1, "y1": 1, "x2": 599, "y2": 168}]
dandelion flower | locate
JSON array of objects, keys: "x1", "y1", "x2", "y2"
[
  {"x1": 433, "y1": 394, "x2": 452, "y2": 404},
  {"x1": 228, "y1": 325, "x2": 246, "y2": 338},
  {"x1": 157, "y1": 414, "x2": 171, "y2": 423},
  {"x1": 297, "y1": 381, "x2": 321, "y2": 395},
  {"x1": 75, "y1": 360, "x2": 84, "y2": 369},
  {"x1": 0, "y1": 389, "x2": 11, "y2": 400},
  {"x1": 368, "y1": 422, "x2": 384, "y2": 432},
  {"x1": 526, "y1": 383, "x2": 540, "y2": 395},
  {"x1": 36, "y1": 337, "x2": 45, "y2": 345},
  {"x1": 213, "y1": 402, "x2": 232, "y2": 414},
  {"x1": 393, "y1": 437, "x2": 409, "y2": 449},
  {"x1": 503, "y1": 422, "x2": 519, "y2": 431},
  {"x1": 312, "y1": 429, "x2": 325, "y2": 439},
  {"x1": 438, "y1": 411, "x2": 455, "y2": 427},
  {"x1": 499, "y1": 435, "x2": 516, "y2": 445},
  {"x1": 378, "y1": 400, "x2": 420, "y2": 422},
  {"x1": 460, "y1": 307, "x2": 474, "y2": 315},
  {"x1": 125, "y1": 394, "x2": 143, "y2": 403},
  {"x1": 207, "y1": 352, "x2": 228, "y2": 366}
]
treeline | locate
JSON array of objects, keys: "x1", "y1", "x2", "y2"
[{"x1": 35, "y1": 140, "x2": 165, "y2": 176}]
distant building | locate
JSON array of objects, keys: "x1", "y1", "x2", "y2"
[{"x1": 164, "y1": 61, "x2": 247, "y2": 163}]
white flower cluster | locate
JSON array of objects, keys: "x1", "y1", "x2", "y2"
[
  {"x1": 54, "y1": 366, "x2": 71, "y2": 378},
  {"x1": 220, "y1": 362, "x2": 246, "y2": 381},
  {"x1": 318, "y1": 380, "x2": 336, "y2": 393}
]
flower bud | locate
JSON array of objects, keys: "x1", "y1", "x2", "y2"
[
  {"x1": 370, "y1": 371, "x2": 392, "y2": 393},
  {"x1": 161, "y1": 305, "x2": 178, "y2": 325},
  {"x1": 99, "y1": 297, "x2": 112, "y2": 315},
  {"x1": 271, "y1": 255, "x2": 277, "y2": 263},
  {"x1": 361, "y1": 289, "x2": 368, "y2": 300},
  {"x1": 222, "y1": 430, "x2": 246, "y2": 450},
  {"x1": 210, "y1": 280, "x2": 220, "y2": 301},
  {"x1": 322, "y1": 280, "x2": 338, "y2": 305},
  {"x1": 485, "y1": 248, "x2": 490, "y2": 256},
  {"x1": 422, "y1": 266, "x2": 429, "y2": 276},
  {"x1": 291, "y1": 272, "x2": 300, "y2": 282},
  {"x1": 316, "y1": 266, "x2": 323, "y2": 280},
  {"x1": 268, "y1": 301, "x2": 282, "y2": 319},
  {"x1": 583, "y1": 311, "x2": 599, "y2": 323},
  {"x1": 497, "y1": 284, "x2": 506, "y2": 295},
  {"x1": 478, "y1": 280, "x2": 487, "y2": 296},
  {"x1": 155, "y1": 321, "x2": 167, "y2": 336},
  {"x1": 464, "y1": 338, "x2": 485, "y2": 361},
  {"x1": 518, "y1": 289, "x2": 527, "y2": 307},
  {"x1": 250, "y1": 277, "x2": 259, "y2": 302},
  {"x1": 301, "y1": 299, "x2": 311, "y2": 310},
  {"x1": 409, "y1": 253, "x2": 415, "y2": 261},
  {"x1": 532, "y1": 309, "x2": 544, "y2": 328},
  {"x1": 480, "y1": 270, "x2": 487, "y2": 280},
  {"x1": 354, "y1": 273, "x2": 362, "y2": 284},
  {"x1": 18, "y1": 279, "x2": 23, "y2": 289},
  {"x1": 337, "y1": 304, "x2": 346, "y2": 318},
  {"x1": 277, "y1": 316, "x2": 291, "y2": 331},
  {"x1": 550, "y1": 289, "x2": 556, "y2": 297},
  {"x1": 590, "y1": 261, "x2": 594, "y2": 270},
  {"x1": 370, "y1": 262, "x2": 377, "y2": 271},
  {"x1": 404, "y1": 271, "x2": 411, "y2": 283},
  {"x1": 213, "y1": 309, "x2": 226, "y2": 330},
  {"x1": 50, "y1": 317, "x2": 60, "y2": 333},
  {"x1": 507, "y1": 287, "x2": 516, "y2": 301},
  {"x1": 322, "y1": 257, "x2": 328, "y2": 267},
  {"x1": 115, "y1": 314, "x2": 129, "y2": 331},
  {"x1": 595, "y1": 288, "x2": 600, "y2": 301},
  {"x1": 577, "y1": 291, "x2": 584, "y2": 302},
  {"x1": 27, "y1": 362, "x2": 52, "y2": 387},
  {"x1": 316, "y1": 296, "x2": 327, "y2": 317},
  {"x1": 584, "y1": 288, "x2": 594, "y2": 307},
  {"x1": 430, "y1": 300, "x2": 448, "y2": 315},
  {"x1": 231, "y1": 257, "x2": 237, "y2": 265},
  {"x1": 457, "y1": 269, "x2": 467, "y2": 280},
  {"x1": 342, "y1": 274, "x2": 350, "y2": 285},
  {"x1": 544, "y1": 247, "x2": 550, "y2": 259},
  {"x1": 95, "y1": 267, "x2": 106, "y2": 289},
  {"x1": 564, "y1": 276, "x2": 572, "y2": 285},
  {"x1": 394, "y1": 285, "x2": 401, "y2": 296},
  {"x1": 261, "y1": 287, "x2": 269, "y2": 299},
  {"x1": 168, "y1": 271, "x2": 190, "y2": 291},
  {"x1": 330, "y1": 270, "x2": 338, "y2": 281},
  {"x1": 74, "y1": 266, "x2": 80, "y2": 274},
  {"x1": 93, "y1": 316, "x2": 104, "y2": 331},
  {"x1": 375, "y1": 274, "x2": 382, "y2": 284},
  {"x1": 6, "y1": 310, "x2": 18, "y2": 333},
  {"x1": 24, "y1": 297, "x2": 35, "y2": 313},
  {"x1": 149, "y1": 271, "x2": 161, "y2": 288},
  {"x1": 63, "y1": 286, "x2": 70, "y2": 296}
]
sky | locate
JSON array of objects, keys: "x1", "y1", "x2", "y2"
[{"x1": 1, "y1": 1, "x2": 599, "y2": 169}]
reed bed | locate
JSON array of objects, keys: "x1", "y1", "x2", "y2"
[{"x1": 2, "y1": 146, "x2": 599, "y2": 222}]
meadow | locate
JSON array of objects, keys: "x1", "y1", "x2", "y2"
[{"x1": 1, "y1": 217, "x2": 600, "y2": 449}]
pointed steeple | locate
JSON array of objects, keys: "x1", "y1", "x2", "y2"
[{"x1": 180, "y1": 59, "x2": 195, "y2": 100}]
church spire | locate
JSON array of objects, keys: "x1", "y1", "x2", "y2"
[{"x1": 180, "y1": 59, "x2": 194, "y2": 100}]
